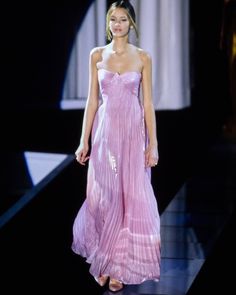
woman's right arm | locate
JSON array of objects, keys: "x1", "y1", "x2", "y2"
[{"x1": 75, "y1": 48, "x2": 100, "y2": 165}]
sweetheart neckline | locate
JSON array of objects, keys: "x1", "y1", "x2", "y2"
[{"x1": 98, "y1": 68, "x2": 141, "y2": 76}]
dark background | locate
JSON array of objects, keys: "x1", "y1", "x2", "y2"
[{"x1": 1, "y1": 0, "x2": 235, "y2": 293}]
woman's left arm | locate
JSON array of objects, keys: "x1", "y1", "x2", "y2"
[{"x1": 141, "y1": 52, "x2": 159, "y2": 167}]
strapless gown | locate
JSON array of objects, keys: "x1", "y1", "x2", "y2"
[{"x1": 72, "y1": 69, "x2": 161, "y2": 284}]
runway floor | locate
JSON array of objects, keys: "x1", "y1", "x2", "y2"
[{"x1": 0, "y1": 135, "x2": 236, "y2": 294}]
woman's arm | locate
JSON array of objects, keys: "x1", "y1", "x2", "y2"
[
  {"x1": 75, "y1": 48, "x2": 100, "y2": 165},
  {"x1": 141, "y1": 51, "x2": 159, "y2": 167}
]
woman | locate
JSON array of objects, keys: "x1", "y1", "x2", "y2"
[{"x1": 72, "y1": 0, "x2": 161, "y2": 292}]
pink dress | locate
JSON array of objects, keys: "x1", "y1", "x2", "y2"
[{"x1": 72, "y1": 69, "x2": 161, "y2": 284}]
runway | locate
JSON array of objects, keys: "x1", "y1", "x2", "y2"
[
  {"x1": 1, "y1": 1, "x2": 235, "y2": 293},
  {"x1": 1, "y1": 110, "x2": 235, "y2": 295}
]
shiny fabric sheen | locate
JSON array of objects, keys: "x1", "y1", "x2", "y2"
[{"x1": 72, "y1": 69, "x2": 161, "y2": 284}]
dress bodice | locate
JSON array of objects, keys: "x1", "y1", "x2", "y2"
[{"x1": 98, "y1": 69, "x2": 141, "y2": 102}]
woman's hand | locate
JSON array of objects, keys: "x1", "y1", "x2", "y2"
[
  {"x1": 75, "y1": 142, "x2": 90, "y2": 165},
  {"x1": 145, "y1": 144, "x2": 159, "y2": 167}
]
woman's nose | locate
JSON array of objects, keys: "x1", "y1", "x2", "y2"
[{"x1": 114, "y1": 20, "x2": 121, "y2": 25}]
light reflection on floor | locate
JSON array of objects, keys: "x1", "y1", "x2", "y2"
[
  {"x1": 0, "y1": 151, "x2": 73, "y2": 228},
  {"x1": 24, "y1": 151, "x2": 68, "y2": 185}
]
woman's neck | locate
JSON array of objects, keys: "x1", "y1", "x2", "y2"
[{"x1": 110, "y1": 39, "x2": 129, "y2": 56}]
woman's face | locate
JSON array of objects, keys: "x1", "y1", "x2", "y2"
[{"x1": 109, "y1": 8, "x2": 130, "y2": 39}]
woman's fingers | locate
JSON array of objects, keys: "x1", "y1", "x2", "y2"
[
  {"x1": 76, "y1": 150, "x2": 89, "y2": 165},
  {"x1": 145, "y1": 150, "x2": 158, "y2": 167}
]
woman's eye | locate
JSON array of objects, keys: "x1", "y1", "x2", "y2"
[{"x1": 110, "y1": 18, "x2": 127, "y2": 22}]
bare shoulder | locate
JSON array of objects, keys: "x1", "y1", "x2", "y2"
[
  {"x1": 90, "y1": 46, "x2": 106, "y2": 62},
  {"x1": 136, "y1": 48, "x2": 152, "y2": 66},
  {"x1": 130, "y1": 45, "x2": 152, "y2": 70}
]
